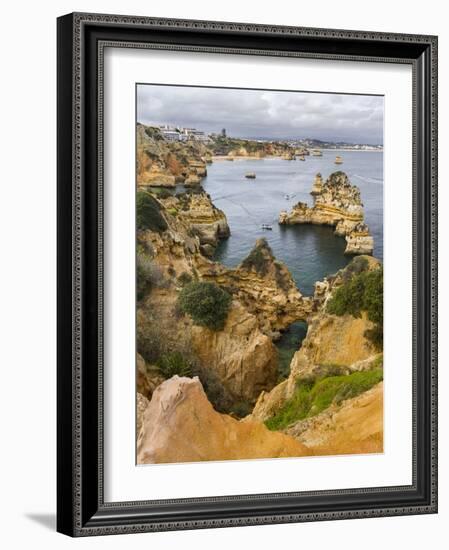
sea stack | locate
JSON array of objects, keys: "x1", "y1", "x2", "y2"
[{"x1": 279, "y1": 171, "x2": 374, "y2": 255}]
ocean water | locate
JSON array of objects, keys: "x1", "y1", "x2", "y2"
[{"x1": 202, "y1": 150, "x2": 383, "y2": 296}]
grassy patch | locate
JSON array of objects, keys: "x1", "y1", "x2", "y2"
[
  {"x1": 265, "y1": 367, "x2": 383, "y2": 431},
  {"x1": 156, "y1": 351, "x2": 193, "y2": 378}
]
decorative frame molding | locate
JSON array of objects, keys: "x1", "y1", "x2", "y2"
[{"x1": 57, "y1": 12, "x2": 437, "y2": 537}]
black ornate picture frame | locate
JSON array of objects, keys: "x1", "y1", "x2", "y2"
[{"x1": 57, "y1": 12, "x2": 438, "y2": 536}]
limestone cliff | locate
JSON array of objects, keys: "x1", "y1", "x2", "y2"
[
  {"x1": 251, "y1": 257, "x2": 381, "y2": 422},
  {"x1": 137, "y1": 199, "x2": 289, "y2": 407},
  {"x1": 285, "y1": 382, "x2": 383, "y2": 455},
  {"x1": 137, "y1": 376, "x2": 311, "y2": 464},
  {"x1": 137, "y1": 123, "x2": 210, "y2": 187},
  {"x1": 209, "y1": 137, "x2": 300, "y2": 159},
  {"x1": 279, "y1": 172, "x2": 374, "y2": 255},
  {"x1": 190, "y1": 301, "x2": 278, "y2": 404},
  {"x1": 158, "y1": 191, "x2": 230, "y2": 256},
  {"x1": 199, "y1": 238, "x2": 312, "y2": 337}
]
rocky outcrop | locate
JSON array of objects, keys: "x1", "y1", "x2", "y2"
[
  {"x1": 190, "y1": 301, "x2": 278, "y2": 404},
  {"x1": 287, "y1": 313, "x2": 377, "y2": 386},
  {"x1": 210, "y1": 138, "x2": 298, "y2": 159},
  {"x1": 136, "y1": 392, "x2": 150, "y2": 436},
  {"x1": 137, "y1": 123, "x2": 210, "y2": 187},
  {"x1": 343, "y1": 223, "x2": 374, "y2": 255},
  {"x1": 251, "y1": 257, "x2": 381, "y2": 422},
  {"x1": 137, "y1": 203, "x2": 280, "y2": 407},
  {"x1": 285, "y1": 382, "x2": 383, "y2": 455},
  {"x1": 137, "y1": 376, "x2": 311, "y2": 464},
  {"x1": 279, "y1": 172, "x2": 374, "y2": 255},
  {"x1": 159, "y1": 191, "x2": 230, "y2": 256},
  {"x1": 137, "y1": 353, "x2": 165, "y2": 400},
  {"x1": 199, "y1": 238, "x2": 312, "y2": 336}
]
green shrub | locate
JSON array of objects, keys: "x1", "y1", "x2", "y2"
[
  {"x1": 178, "y1": 281, "x2": 232, "y2": 331},
  {"x1": 144, "y1": 126, "x2": 164, "y2": 140},
  {"x1": 327, "y1": 266, "x2": 383, "y2": 348},
  {"x1": 155, "y1": 188, "x2": 172, "y2": 199},
  {"x1": 177, "y1": 272, "x2": 193, "y2": 286},
  {"x1": 136, "y1": 192, "x2": 168, "y2": 233},
  {"x1": 156, "y1": 351, "x2": 193, "y2": 378},
  {"x1": 265, "y1": 368, "x2": 383, "y2": 431}
]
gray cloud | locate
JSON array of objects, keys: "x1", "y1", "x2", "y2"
[{"x1": 137, "y1": 84, "x2": 383, "y2": 144}]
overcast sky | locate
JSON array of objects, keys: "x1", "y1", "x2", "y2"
[{"x1": 137, "y1": 84, "x2": 384, "y2": 144}]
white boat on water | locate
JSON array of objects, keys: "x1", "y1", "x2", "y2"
[{"x1": 261, "y1": 224, "x2": 273, "y2": 230}]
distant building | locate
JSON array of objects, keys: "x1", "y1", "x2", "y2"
[
  {"x1": 179, "y1": 127, "x2": 210, "y2": 142},
  {"x1": 160, "y1": 129, "x2": 181, "y2": 141},
  {"x1": 221, "y1": 128, "x2": 226, "y2": 138}
]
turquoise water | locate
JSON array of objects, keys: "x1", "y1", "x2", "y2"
[
  {"x1": 276, "y1": 321, "x2": 308, "y2": 380},
  {"x1": 202, "y1": 150, "x2": 383, "y2": 296}
]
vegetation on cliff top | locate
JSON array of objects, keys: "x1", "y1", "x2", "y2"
[
  {"x1": 327, "y1": 264, "x2": 383, "y2": 348},
  {"x1": 178, "y1": 281, "x2": 232, "y2": 331},
  {"x1": 156, "y1": 351, "x2": 193, "y2": 378},
  {"x1": 265, "y1": 365, "x2": 383, "y2": 431},
  {"x1": 136, "y1": 191, "x2": 168, "y2": 233}
]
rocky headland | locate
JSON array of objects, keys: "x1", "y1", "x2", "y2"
[
  {"x1": 209, "y1": 135, "x2": 310, "y2": 160},
  {"x1": 249, "y1": 257, "x2": 383, "y2": 451},
  {"x1": 157, "y1": 190, "x2": 230, "y2": 256},
  {"x1": 136, "y1": 192, "x2": 308, "y2": 409},
  {"x1": 198, "y1": 238, "x2": 313, "y2": 337},
  {"x1": 137, "y1": 376, "x2": 311, "y2": 464},
  {"x1": 135, "y1": 146, "x2": 383, "y2": 463},
  {"x1": 279, "y1": 172, "x2": 374, "y2": 255}
]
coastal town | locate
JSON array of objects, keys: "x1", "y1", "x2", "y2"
[{"x1": 146, "y1": 122, "x2": 383, "y2": 151}]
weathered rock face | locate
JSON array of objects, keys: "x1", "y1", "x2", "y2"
[
  {"x1": 159, "y1": 191, "x2": 230, "y2": 255},
  {"x1": 211, "y1": 139, "x2": 297, "y2": 159},
  {"x1": 137, "y1": 123, "x2": 210, "y2": 187},
  {"x1": 343, "y1": 223, "x2": 374, "y2": 255},
  {"x1": 287, "y1": 313, "x2": 377, "y2": 387},
  {"x1": 137, "y1": 204, "x2": 281, "y2": 407},
  {"x1": 199, "y1": 238, "x2": 312, "y2": 336},
  {"x1": 136, "y1": 392, "x2": 150, "y2": 436},
  {"x1": 285, "y1": 382, "x2": 383, "y2": 455},
  {"x1": 190, "y1": 302, "x2": 278, "y2": 403},
  {"x1": 279, "y1": 172, "x2": 373, "y2": 255},
  {"x1": 137, "y1": 353, "x2": 165, "y2": 400},
  {"x1": 137, "y1": 376, "x2": 311, "y2": 464},
  {"x1": 251, "y1": 256, "x2": 381, "y2": 421}
]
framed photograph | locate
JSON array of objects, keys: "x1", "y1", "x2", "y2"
[{"x1": 57, "y1": 12, "x2": 438, "y2": 536}]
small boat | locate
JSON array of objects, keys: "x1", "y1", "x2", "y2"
[
  {"x1": 311, "y1": 149, "x2": 322, "y2": 157},
  {"x1": 298, "y1": 155, "x2": 305, "y2": 161},
  {"x1": 261, "y1": 224, "x2": 273, "y2": 230},
  {"x1": 245, "y1": 172, "x2": 256, "y2": 179},
  {"x1": 334, "y1": 155, "x2": 343, "y2": 164}
]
